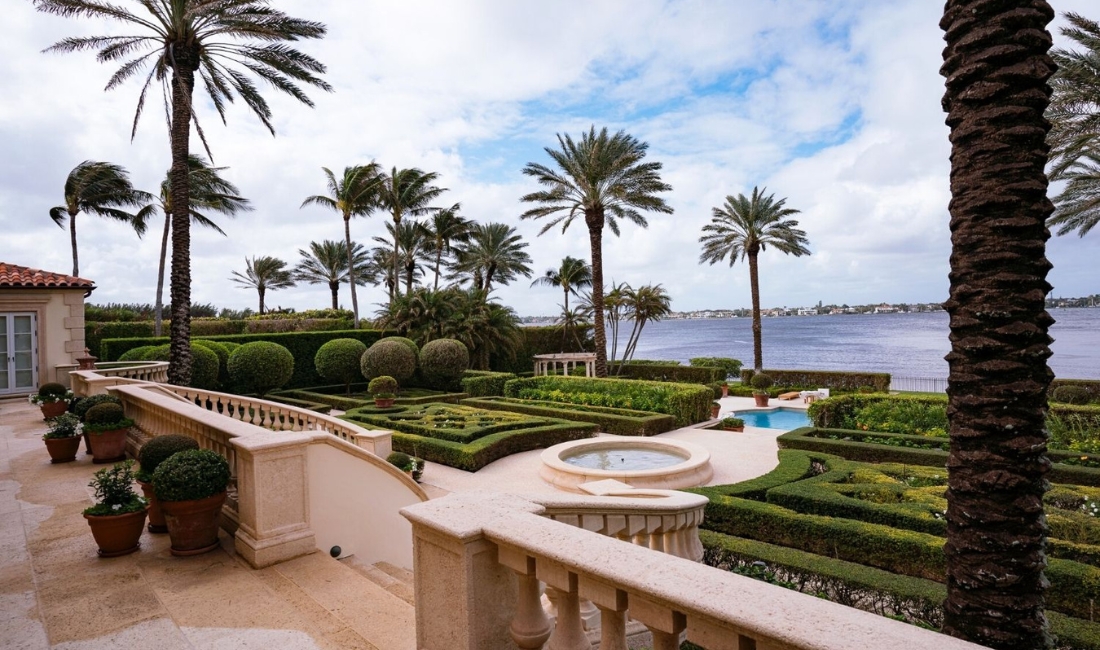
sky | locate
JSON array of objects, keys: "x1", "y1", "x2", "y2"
[{"x1": 2, "y1": 0, "x2": 1098, "y2": 318}]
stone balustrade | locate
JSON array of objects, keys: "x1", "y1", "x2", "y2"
[
  {"x1": 402, "y1": 492, "x2": 989, "y2": 650},
  {"x1": 93, "y1": 360, "x2": 170, "y2": 382}
]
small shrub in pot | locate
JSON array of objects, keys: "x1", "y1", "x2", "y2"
[
  {"x1": 30, "y1": 382, "x2": 73, "y2": 419},
  {"x1": 83, "y1": 460, "x2": 147, "y2": 557},
  {"x1": 368, "y1": 375, "x2": 398, "y2": 406},
  {"x1": 750, "y1": 373, "x2": 774, "y2": 394},
  {"x1": 152, "y1": 449, "x2": 232, "y2": 556},
  {"x1": 72, "y1": 394, "x2": 122, "y2": 421},
  {"x1": 42, "y1": 413, "x2": 83, "y2": 463},
  {"x1": 137, "y1": 434, "x2": 200, "y2": 533},
  {"x1": 83, "y1": 402, "x2": 133, "y2": 464}
]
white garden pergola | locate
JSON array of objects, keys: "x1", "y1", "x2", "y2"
[{"x1": 532, "y1": 352, "x2": 597, "y2": 378}]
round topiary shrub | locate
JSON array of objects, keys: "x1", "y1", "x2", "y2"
[
  {"x1": 1053, "y1": 385, "x2": 1091, "y2": 405},
  {"x1": 368, "y1": 375, "x2": 398, "y2": 396},
  {"x1": 143, "y1": 344, "x2": 171, "y2": 361},
  {"x1": 378, "y1": 336, "x2": 419, "y2": 358},
  {"x1": 118, "y1": 345, "x2": 156, "y2": 362},
  {"x1": 193, "y1": 339, "x2": 230, "y2": 383},
  {"x1": 315, "y1": 339, "x2": 369, "y2": 394},
  {"x1": 419, "y1": 339, "x2": 469, "y2": 389},
  {"x1": 73, "y1": 394, "x2": 122, "y2": 421},
  {"x1": 220, "y1": 341, "x2": 241, "y2": 354},
  {"x1": 227, "y1": 341, "x2": 295, "y2": 396},
  {"x1": 152, "y1": 448, "x2": 231, "y2": 503},
  {"x1": 386, "y1": 451, "x2": 414, "y2": 471},
  {"x1": 140, "y1": 342, "x2": 217, "y2": 389},
  {"x1": 37, "y1": 382, "x2": 68, "y2": 399},
  {"x1": 137, "y1": 434, "x2": 200, "y2": 481},
  {"x1": 361, "y1": 340, "x2": 417, "y2": 383},
  {"x1": 85, "y1": 402, "x2": 125, "y2": 426},
  {"x1": 750, "y1": 372, "x2": 774, "y2": 392}
]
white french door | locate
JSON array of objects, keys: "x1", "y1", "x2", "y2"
[{"x1": 0, "y1": 313, "x2": 38, "y2": 395}]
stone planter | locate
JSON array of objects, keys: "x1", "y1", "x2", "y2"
[
  {"x1": 39, "y1": 401, "x2": 68, "y2": 420},
  {"x1": 84, "y1": 508, "x2": 147, "y2": 557},
  {"x1": 137, "y1": 480, "x2": 167, "y2": 534},
  {"x1": 374, "y1": 397, "x2": 395, "y2": 408},
  {"x1": 161, "y1": 491, "x2": 227, "y2": 556},
  {"x1": 88, "y1": 428, "x2": 129, "y2": 464},
  {"x1": 753, "y1": 393, "x2": 770, "y2": 407},
  {"x1": 44, "y1": 436, "x2": 81, "y2": 463}
]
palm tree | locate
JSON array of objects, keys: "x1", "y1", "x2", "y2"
[
  {"x1": 698, "y1": 187, "x2": 810, "y2": 372},
  {"x1": 37, "y1": 0, "x2": 330, "y2": 385},
  {"x1": 133, "y1": 154, "x2": 251, "y2": 336},
  {"x1": 373, "y1": 221, "x2": 434, "y2": 296},
  {"x1": 229, "y1": 256, "x2": 296, "y2": 315},
  {"x1": 293, "y1": 240, "x2": 371, "y2": 310},
  {"x1": 531, "y1": 256, "x2": 592, "y2": 314},
  {"x1": 375, "y1": 167, "x2": 447, "y2": 301},
  {"x1": 1049, "y1": 150, "x2": 1100, "y2": 237},
  {"x1": 940, "y1": 2, "x2": 1056, "y2": 647},
  {"x1": 49, "y1": 160, "x2": 149, "y2": 277},
  {"x1": 362, "y1": 247, "x2": 397, "y2": 298},
  {"x1": 521, "y1": 126, "x2": 673, "y2": 377},
  {"x1": 619, "y1": 283, "x2": 672, "y2": 366},
  {"x1": 452, "y1": 223, "x2": 533, "y2": 292},
  {"x1": 1046, "y1": 12, "x2": 1100, "y2": 179},
  {"x1": 301, "y1": 164, "x2": 383, "y2": 327},
  {"x1": 424, "y1": 203, "x2": 472, "y2": 289}
]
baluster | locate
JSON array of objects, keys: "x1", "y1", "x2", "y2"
[
  {"x1": 543, "y1": 581, "x2": 590, "y2": 650},
  {"x1": 580, "y1": 580, "x2": 628, "y2": 650},
  {"x1": 509, "y1": 558, "x2": 552, "y2": 649},
  {"x1": 631, "y1": 599, "x2": 685, "y2": 650}
]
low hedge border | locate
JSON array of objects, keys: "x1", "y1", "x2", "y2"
[
  {"x1": 689, "y1": 449, "x2": 824, "y2": 501},
  {"x1": 459, "y1": 396, "x2": 677, "y2": 436},
  {"x1": 1052, "y1": 378, "x2": 1100, "y2": 403},
  {"x1": 742, "y1": 369, "x2": 891, "y2": 392},
  {"x1": 701, "y1": 493, "x2": 1099, "y2": 619},
  {"x1": 503, "y1": 375, "x2": 712, "y2": 426},
  {"x1": 461, "y1": 371, "x2": 519, "y2": 397},
  {"x1": 777, "y1": 427, "x2": 1100, "y2": 486},
  {"x1": 387, "y1": 422, "x2": 597, "y2": 472},
  {"x1": 262, "y1": 394, "x2": 332, "y2": 414},
  {"x1": 700, "y1": 530, "x2": 1100, "y2": 649},
  {"x1": 270, "y1": 386, "x2": 467, "y2": 410},
  {"x1": 343, "y1": 405, "x2": 583, "y2": 445},
  {"x1": 609, "y1": 363, "x2": 724, "y2": 384}
]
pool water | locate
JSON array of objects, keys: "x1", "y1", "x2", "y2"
[
  {"x1": 562, "y1": 448, "x2": 687, "y2": 471},
  {"x1": 733, "y1": 408, "x2": 812, "y2": 430}
]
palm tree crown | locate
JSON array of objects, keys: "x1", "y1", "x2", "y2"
[
  {"x1": 521, "y1": 126, "x2": 673, "y2": 377},
  {"x1": 35, "y1": 0, "x2": 330, "y2": 385},
  {"x1": 373, "y1": 221, "x2": 434, "y2": 296},
  {"x1": 49, "y1": 160, "x2": 150, "y2": 277},
  {"x1": 376, "y1": 167, "x2": 447, "y2": 301},
  {"x1": 699, "y1": 187, "x2": 810, "y2": 372},
  {"x1": 453, "y1": 222, "x2": 533, "y2": 293},
  {"x1": 531, "y1": 256, "x2": 592, "y2": 313},
  {"x1": 424, "y1": 203, "x2": 472, "y2": 290},
  {"x1": 230, "y1": 256, "x2": 296, "y2": 315},
  {"x1": 294, "y1": 240, "x2": 372, "y2": 310},
  {"x1": 301, "y1": 164, "x2": 384, "y2": 327}
]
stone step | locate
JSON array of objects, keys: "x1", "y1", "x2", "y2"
[
  {"x1": 272, "y1": 552, "x2": 416, "y2": 650},
  {"x1": 339, "y1": 556, "x2": 415, "y2": 606}
]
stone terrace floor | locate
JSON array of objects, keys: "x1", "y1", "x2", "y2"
[{"x1": 1, "y1": 394, "x2": 800, "y2": 648}]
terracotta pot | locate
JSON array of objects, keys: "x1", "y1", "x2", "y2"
[
  {"x1": 720, "y1": 385, "x2": 729, "y2": 398},
  {"x1": 84, "y1": 508, "x2": 147, "y2": 557},
  {"x1": 83, "y1": 431, "x2": 92, "y2": 455},
  {"x1": 39, "y1": 401, "x2": 68, "y2": 420},
  {"x1": 374, "y1": 397, "x2": 395, "y2": 408},
  {"x1": 44, "y1": 436, "x2": 81, "y2": 463},
  {"x1": 753, "y1": 393, "x2": 770, "y2": 407},
  {"x1": 137, "y1": 480, "x2": 167, "y2": 534},
  {"x1": 723, "y1": 426, "x2": 745, "y2": 433},
  {"x1": 88, "y1": 427, "x2": 129, "y2": 464},
  {"x1": 710, "y1": 405, "x2": 721, "y2": 419},
  {"x1": 160, "y1": 491, "x2": 227, "y2": 556}
]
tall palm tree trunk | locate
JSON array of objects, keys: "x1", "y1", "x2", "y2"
[
  {"x1": 69, "y1": 212, "x2": 79, "y2": 277},
  {"x1": 258, "y1": 286, "x2": 266, "y2": 315},
  {"x1": 940, "y1": 2, "x2": 1056, "y2": 648},
  {"x1": 167, "y1": 54, "x2": 197, "y2": 386},
  {"x1": 747, "y1": 250, "x2": 763, "y2": 372},
  {"x1": 586, "y1": 215, "x2": 607, "y2": 377},
  {"x1": 344, "y1": 216, "x2": 360, "y2": 328},
  {"x1": 391, "y1": 213, "x2": 401, "y2": 302},
  {"x1": 328, "y1": 280, "x2": 339, "y2": 310},
  {"x1": 154, "y1": 215, "x2": 170, "y2": 337},
  {"x1": 434, "y1": 249, "x2": 443, "y2": 290}
]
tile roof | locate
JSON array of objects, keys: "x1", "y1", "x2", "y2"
[{"x1": 0, "y1": 263, "x2": 95, "y2": 289}]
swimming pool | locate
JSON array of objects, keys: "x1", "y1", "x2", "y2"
[{"x1": 732, "y1": 407, "x2": 812, "y2": 430}]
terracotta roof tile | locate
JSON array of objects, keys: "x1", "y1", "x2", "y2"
[{"x1": 0, "y1": 263, "x2": 96, "y2": 289}]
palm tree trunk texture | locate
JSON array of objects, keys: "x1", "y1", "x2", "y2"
[
  {"x1": 258, "y1": 286, "x2": 266, "y2": 315},
  {"x1": 328, "y1": 280, "x2": 339, "y2": 310},
  {"x1": 154, "y1": 215, "x2": 170, "y2": 337},
  {"x1": 69, "y1": 212, "x2": 79, "y2": 277},
  {"x1": 747, "y1": 250, "x2": 763, "y2": 372},
  {"x1": 344, "y1": 216, "x2": 360, "y2": 328},
  {"x1": 391, "y1": 213, "x2": 401, "y2": 302},
  {"x1": 167, "y1": 52, "x2": 197, "y2": 386},
  {"x1": 940, "y1": 2, "x2": 1056, "y2": 648},
  {"x1": 586, "y1": 214, "x2": 608, "y2": 377}
]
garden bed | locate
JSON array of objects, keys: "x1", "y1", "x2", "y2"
[
  {"x1": 270, "y1": 385, "x2": 468, "y2": 411},
  {"x1": 459, "y1": 396, "x2": 677, "y2": 436},
  {"x1": 503, "y1": 375, "x2": 712, "y2": 426}
]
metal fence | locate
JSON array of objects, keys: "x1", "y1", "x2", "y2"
[{"x1": 890, "y1": 376, "x2": 948, "y2": 393}]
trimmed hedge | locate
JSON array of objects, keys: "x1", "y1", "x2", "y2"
[
  {"x1": 419, "y1": 339, "x2": 470, "y2": 390},
  {"x1": 100, "y1": 329, "x2": 391, "y2": 389},
  {"x1": 503, "y1": 375, "x2": 712, "y2": 426},
  {"x1": 1052, "y1": 378, "x2": 1100, "y2": 403},
  {"x1": 489, "y1": 325, "x2": 593, "y2": 375},
  {"x1": 314, "y1": 338, "x2": 369, "y2": 392},
  {"x1": 227, "y1": 341, "x2": 294, "y2": 396},
  {"x1": 742, "y1": 368, "x2": 891, "y2": 392},
  {"x1": 609, "y1": 363, "x2": 723, "y2": 384},
  {"x1": 460, "y1": 396, "x2": 678, "y2": 436},
  {"x1": 461, "y1": 370, "x2": 518, "y2": 397},
  {"x1": 689, "y1": 357, "x2": 743, "y2": 380},
  {"x1": 361, "y1": 340, "x2": 418, "y2": 383},
  {"x1": 145, "y1": 343, "x2": 219, "y2": 389}
]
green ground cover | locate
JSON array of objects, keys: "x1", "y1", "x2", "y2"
[
  {"x1": 341, "y1": 404, "x2": 596, "y2": 471},
  {"x1": 503, "y1": 375, "x2": 712, "y2": 426},
  {"x1": 459, "y1": 396, "x2": 677, "y2": 436},
  {"x1": 692, "y1": 449, "x2": 1100, "y2": 648}
]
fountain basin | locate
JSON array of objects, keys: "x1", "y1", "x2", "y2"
[{"x1": 540, "y1": 438, "x2": 713, "y2": 493}]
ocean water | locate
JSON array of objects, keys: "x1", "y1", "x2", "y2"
[{"x1": 625, "y1": 308, "x2": 1100, "y2": 380}]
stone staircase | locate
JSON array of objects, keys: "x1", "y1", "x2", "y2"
[{"x1": 340, "y1": 557, "x2": 416, "y2": 606}]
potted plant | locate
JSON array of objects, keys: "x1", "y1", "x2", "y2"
[
  {"x1": 710, "y1": 401, "x2": 721, "y2": 419},
  {"x1": 368, "y1": 375, "x2": 398, "y2": 408},
  {"x1": 721, "y1": 382, "x2": 729, "y2": 398},
  {"x1": 83, "y1": 460, "x2": 147, "y2": 557},
  {"x1": 73, "y1": 394, "x2": 123, "y2": 455},
  {"x1": 29, "y1": 382, "x2": 73, "y2": 420},
  {"x1": 42, "y1": 413, "x2": 83, "y2": 463},
  {"x1": 751, "y1": 373, "x2": 774, "y2": 407},
  {"x1": 83, "y1": 402, "x2": 134, "y2": 464},
  {"x1": 718, "y1": 416, "x2": 745, "y2": 432},
  {"x1": 386, "y1": 451, "x2": 426, "y2": 482},
  {"x1": 152, "y1": 448, "x2": 231, "y2": 556},
  {"x1": 135, "y1": 435, "x2": 199, "y2": 534}
]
